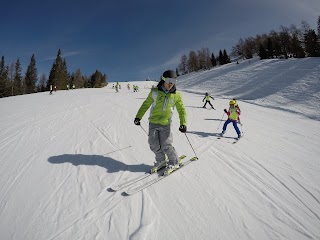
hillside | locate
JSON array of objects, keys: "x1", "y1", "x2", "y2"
[{"x1": 0, "y1": 58, "x2": 319, "y2": 240}]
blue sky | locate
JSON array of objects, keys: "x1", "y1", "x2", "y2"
[{"x1": 0, "y1": 0, "x2": 319, "y2": 82}]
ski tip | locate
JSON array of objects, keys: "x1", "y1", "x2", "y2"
[{"x1": 191, "y1": 157, "x2": 199, "y2": 161}]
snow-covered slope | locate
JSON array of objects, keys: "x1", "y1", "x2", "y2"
[
  {"x1": 0, "y1": 58, "x2": 319, "y2": 240},
  {"x1": 178, "y1": 57, "x2": 320, "y2": 121}
]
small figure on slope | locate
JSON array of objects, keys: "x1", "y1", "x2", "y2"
[
  {"x1": 203, "y1": 93, "x2": 215, "y2": 109},
  {"x1": 134, "y1": 70, "x2": 187, "y2": 175},
  {"x1": 220, "y1": 100, "x2": 241, "y2": 139}
]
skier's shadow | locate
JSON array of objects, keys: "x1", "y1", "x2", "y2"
[
  {"x1": 48, "y1": 154, "x2": 151, "y2": 173},
  {"x1": 185, "y1": 106, "x2": 205, "y2": 109},
  {"x1": 188, "y1": 131, "x2": 221, "y2": 138},
  {"x1": 204, "y1": 118, "x2": 223, "y2": 121}
]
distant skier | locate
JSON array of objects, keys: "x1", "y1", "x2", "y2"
[
  {"x1": 49, "y1": 85, "x2": 53, "y2": 95},
  {"x1": 220, "y1": 100, "x2": 241, "y2": 139},
  {"x1": 127, "y1": 83, "x2": 130, "y2": 90},
  {"x1": 202, "y1": 93, "x2": 215, "y2": 109},
  {"x1": 134, "y1": 70, "x2": 187, "y2": 175},
  {"x1": 133, "y1": 85, "x2": 139, "y2": 92}
]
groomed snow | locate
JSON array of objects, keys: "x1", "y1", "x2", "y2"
[{"x1": 0, "y1": 58, "x2": 319, "y2": 240}]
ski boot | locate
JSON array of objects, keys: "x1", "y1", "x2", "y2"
[
  {"x1": 163, "y1": 164, "x2": 180, "y2": 176},
  {"x1": 163, "y1": 157, "x2": 184, "y2": 176},
  {"x1": 150, "y1": 159, "x2": 168, "y2": 174},
  {"x1": 219, "y1": 131, "x2": 225, "y2": 137}
]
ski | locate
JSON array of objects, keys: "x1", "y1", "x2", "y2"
[
  {"x1": 232, "y1": 135, "x2": 243, "y2": 144},
  {"x1": 110, "y1": 155, "x2": 186, "y2": 191},
  {"x1": 110, "y1": 173, "x2": 154, "y2": 191},
  {"x1": 124, "y1": 157, "x2": 198, "y2": 195},
  {"x1": 232, "y1": 138, "x2": 240, "y2": 144},
  {"x1": 217, "y1": 135, "x2": 242, "y2": 144}
]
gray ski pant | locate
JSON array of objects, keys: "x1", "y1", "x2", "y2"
[{"x1": 148, "y1": 123, "x2": 179, "y2": 165}]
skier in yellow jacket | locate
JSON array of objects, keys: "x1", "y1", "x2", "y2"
[
  {"x1": 202, "y1": 93, "x2": 215, "y2": 109},
  {"x1": 220, "y1": 100, "x2": 241, "y2": 139}
]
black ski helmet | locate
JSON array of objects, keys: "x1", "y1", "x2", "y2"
[
  {"x1": 205, "y1": 92, "x2": 208, "y2": 95},
  {"x1": 161, "y1": 70, "x2": 177, "y2": 80}
]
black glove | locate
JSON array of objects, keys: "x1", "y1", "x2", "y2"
[
  {"x1": 179, "y1": 125, "x2": 187, "y2": 133},
  {"x1": 134, "y1": 118, "x2": 141, "y2": 125},
  {"x1": 224, "y1": 109, "x2": 227, "y2": 113}
]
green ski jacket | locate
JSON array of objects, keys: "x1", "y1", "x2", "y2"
[{"x1": 136, "y1": 83, "x2": 187, "y2": 126}]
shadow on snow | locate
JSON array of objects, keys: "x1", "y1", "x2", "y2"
[{"x1": 48, "y1": 154, "x2": 151, "y2": 173}]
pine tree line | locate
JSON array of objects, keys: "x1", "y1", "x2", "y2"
[
  {"x1": 177, "y1": 17, "x2": 320, "y2": 75},
  {"x1": 177, "y1": 47, "x2": 231, "y2": 76},
  {"x1": 0, "y1": 49, "x2": 108, "y2": 98},
  {"x1": 232, "y1": 19, "x2": 320, "y2": 60}
]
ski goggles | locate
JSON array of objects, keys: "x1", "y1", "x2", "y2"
[{"x1": 161, "y1": 76, "x2": 177, "y2": 85}]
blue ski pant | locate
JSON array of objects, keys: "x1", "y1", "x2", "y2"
[
  {"x1": 223, "y1": 119, "x2": 241, "y2": 135},
  {"x1": 148, "y1": 123, "x2": 179, "y2": 165}
]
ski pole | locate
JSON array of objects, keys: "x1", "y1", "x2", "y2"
[
  {"x1": 217, "y1": 112, "x2": 225, "y2": 130},
  {"x1": 184, "y1": 133, "x2": 198, "y2": 160},
  {"x1": 139, "y1": 125, "x2": 148, "y2": 135}
]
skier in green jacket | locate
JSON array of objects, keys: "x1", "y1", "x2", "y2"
[{"x1": 134, "y1": 70, "x2": 187, "y2": 175}]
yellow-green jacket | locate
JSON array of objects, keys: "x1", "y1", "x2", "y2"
[{"x1": 136, "y1": 83, "x2": 187, "y2": 126}]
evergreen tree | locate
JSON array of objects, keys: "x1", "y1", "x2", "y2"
[
  {"x1": 48, "y1": 49, "x2": 68, "y2": 90},
  {"x1": 13, "y1": 59, "x2": 22, "y2": 96},
  {"x1": 222, "y1": 49, "x2": 231, "y2": 64},
  {"x1": 90, "y1": 70, "x2": 106, "y2": 88},
  {"x1": 258, "y1": 44, "x2": 268, "y2": 59},
  {"x1": 175, "y1": 68, "x2": 179, "y2": 77},
  {"x1": 266, "y1": 38, "x2": 274, "y2": 58},
  {"x1": 62, "y1": 59, "x2": 68, "y2": 89},
  {"x1": 0, "y1": 56, "x2": 9, "y2": 98},
  {"x1": 210, "y1": 53, "x2": 217, "y2": 67},
  {"x1": 291, "y1": 34, "x2": 305, "y2": 58},
  {"x1": 304, "y1": 30, "x2": 320, "y2": 57},
  {"x1": 218, "y1": 50, "x2": 224, "y2": 65},
  {"x1": 25, "y1": 54, "x2": 38, "y2": 94},
  {"x1": 83, "y1": 75, "x2": 90, "y2": 88}
]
